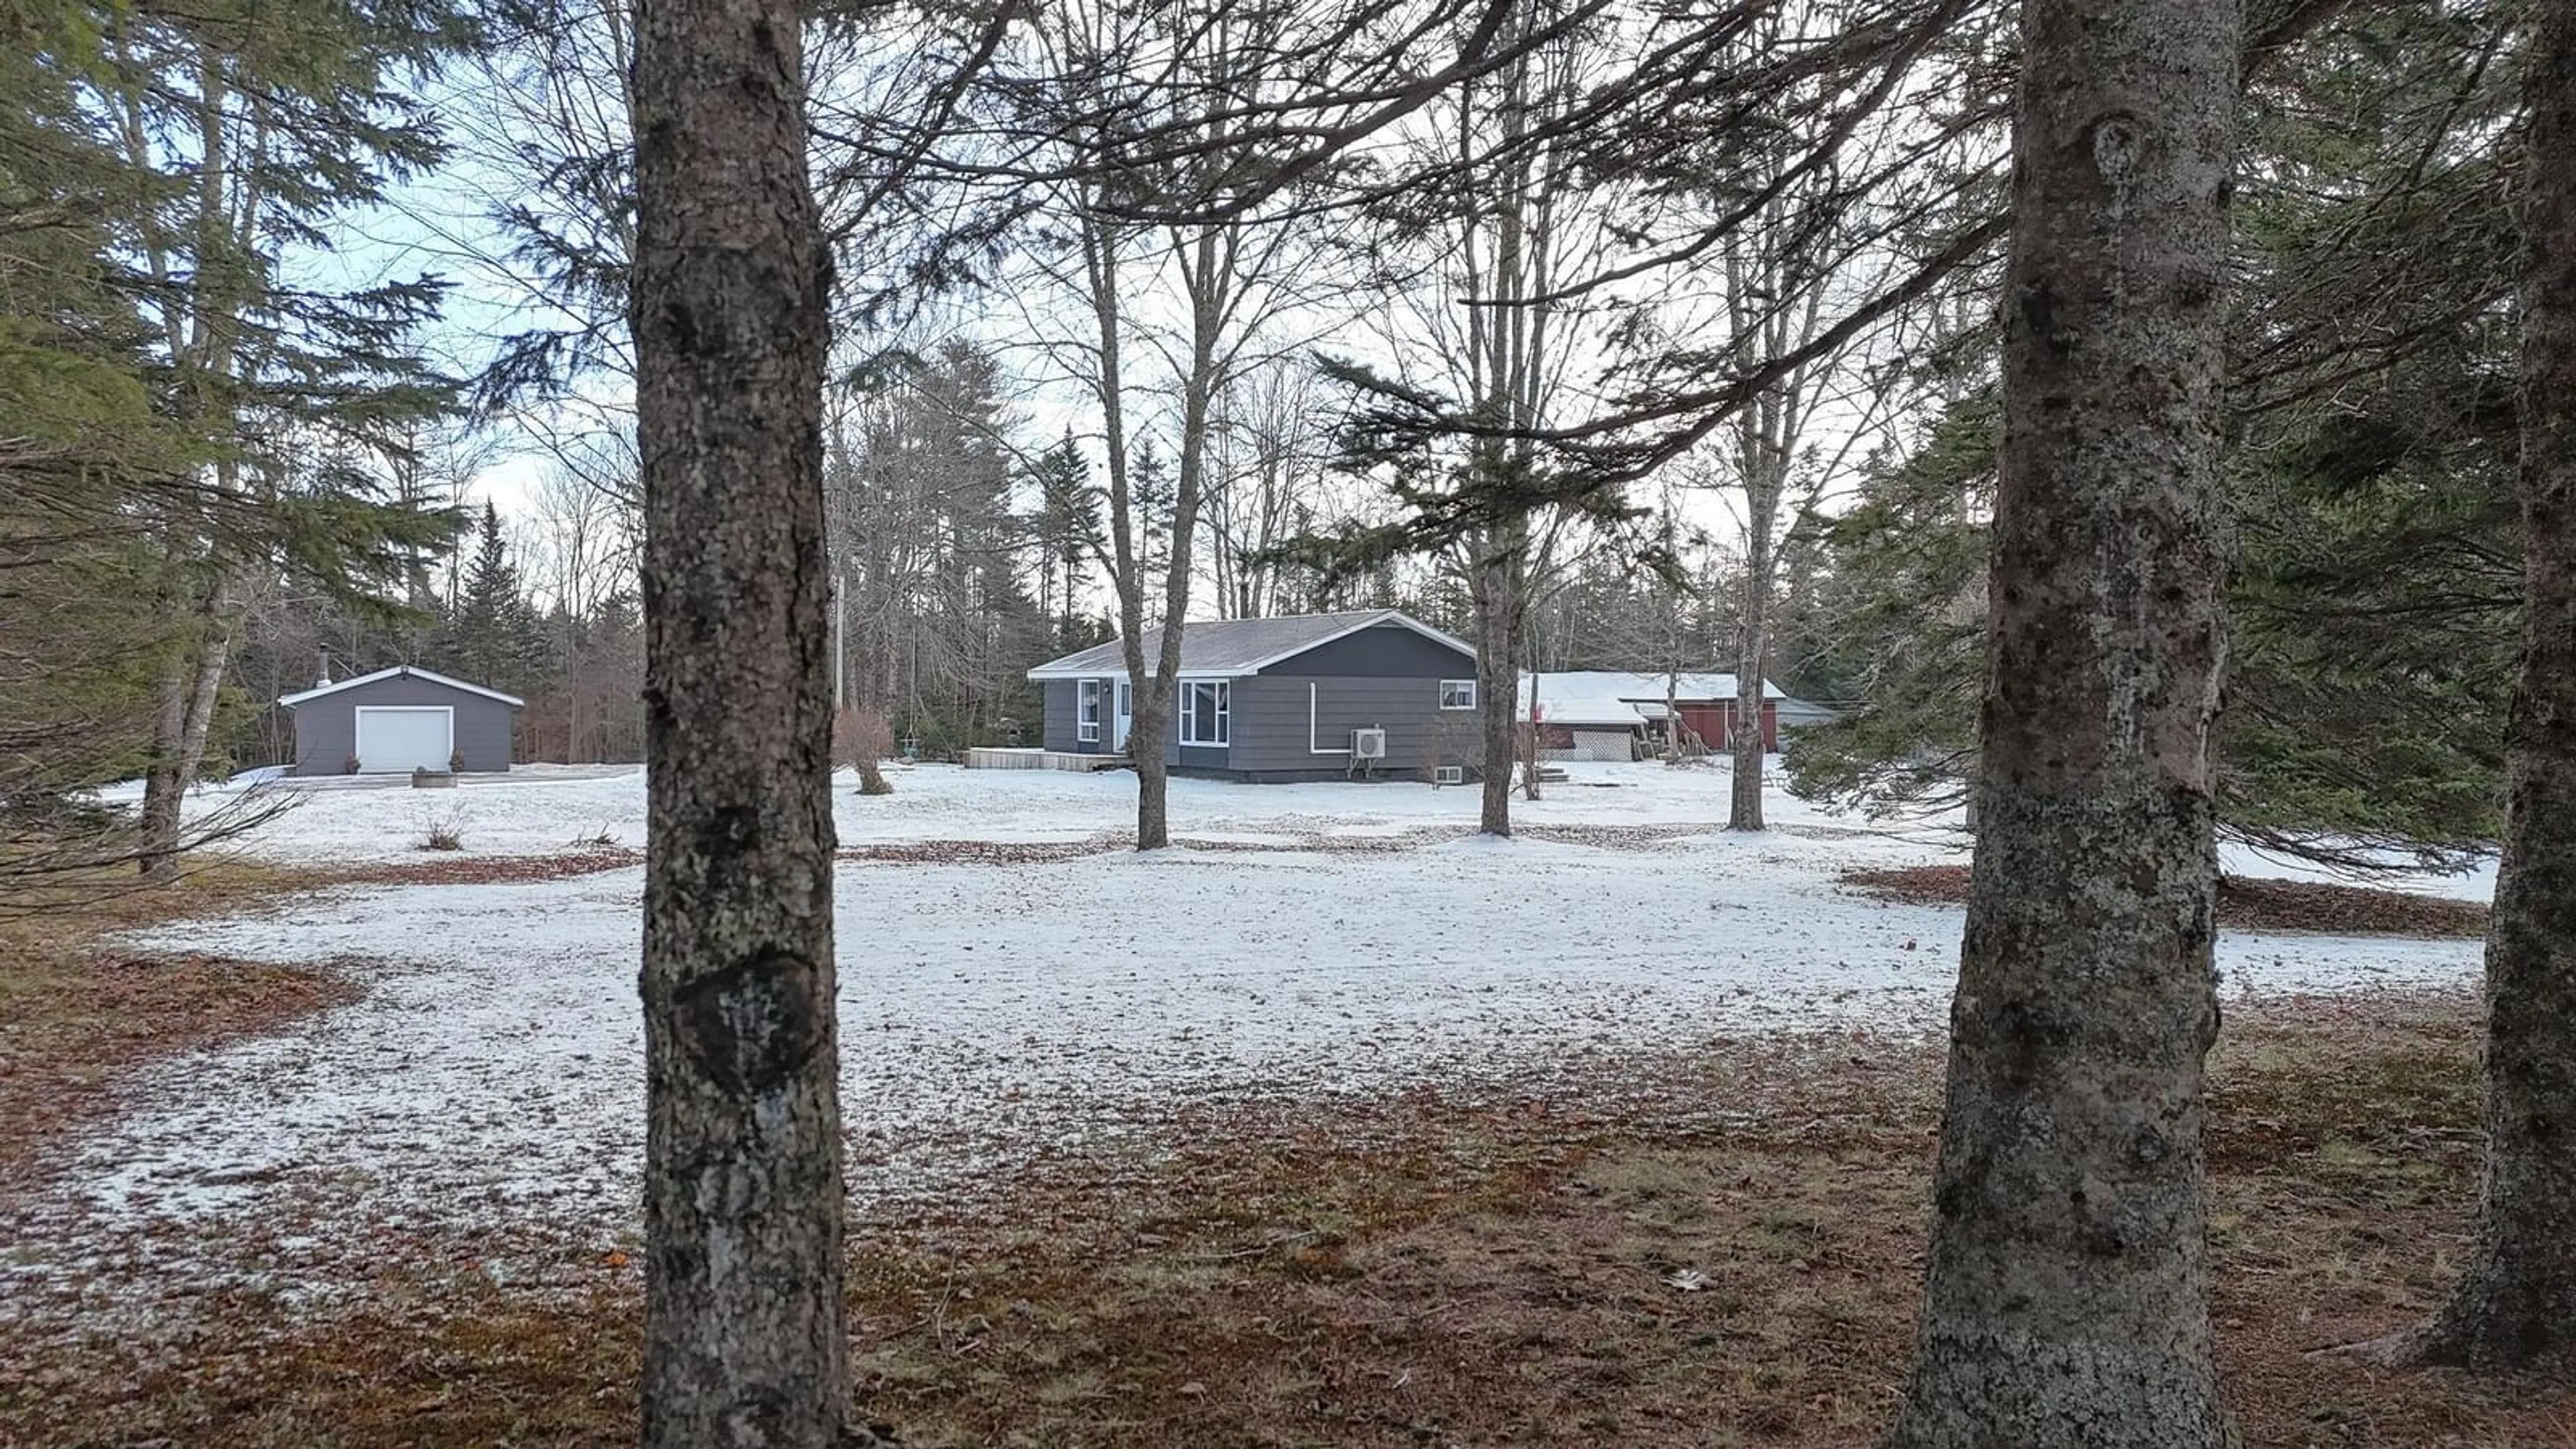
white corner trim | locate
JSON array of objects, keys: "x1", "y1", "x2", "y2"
[{"x1": 1307, "y1": 682, "x2": 1350, "y2": 755}]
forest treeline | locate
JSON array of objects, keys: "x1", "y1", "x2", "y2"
[{"x1": 3, "y1": 0, "x2": 2525, "y2": 875}]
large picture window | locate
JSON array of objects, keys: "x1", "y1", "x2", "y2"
[
  {"x1": 1179, "y1": 680, "x2": 1230, "y2": 746},
  {"x1": 1077, "y1": 680, "x2": 1101, "y2": 742},
  {"x1": 1440, "y1": 679, "x2": 1477, "y2": 710}
]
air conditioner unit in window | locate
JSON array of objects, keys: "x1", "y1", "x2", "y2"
[
  {"x1": 1434, "y1": 765, "x2": 1464, "y2": 786},
  {"x1": 1351, "y1": 727, "x2": 1387, "y2": 759}
]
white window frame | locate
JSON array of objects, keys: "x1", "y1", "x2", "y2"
[
  {"x1": 1179, "y1": 680, "x2": 1230, "y2": 746},
  {"x1": 1439, "y1": 678, "x2": 1477, "y2": 710},
  {"x1": 1077, "y1": 680, "x2": 1101, "y2": 742}
]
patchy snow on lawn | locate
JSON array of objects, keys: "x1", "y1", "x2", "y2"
[{"x1": 9, "y1": 761, "x2": 2487, "y2": 1320}]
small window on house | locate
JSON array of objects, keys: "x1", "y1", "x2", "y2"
[
  {"x1": 1179, "y1": 680, "x2": 1230, "y2": 746},
  {"x1": 1077, "y1": 680, "x2": 1101, "y2": 742},
  {"x1": 1440, "y1": 679, "x2": 1477, "y2": 710}
]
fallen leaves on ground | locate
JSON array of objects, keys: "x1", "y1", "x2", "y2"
[
  {"x1": 320, "y1": 847, "x2": 643, "y2": 888},
  {"x1": 1839, "y1": 864, "x2": 2489, "y2": 938},
  {"x1": 7, "y1": 995, "x2": 2570, "y2": 1448}
]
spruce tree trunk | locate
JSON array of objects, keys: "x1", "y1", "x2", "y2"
[
  {"x1": 2396, "y1": 5, "x2": 2576, "y2": 1373},
  {"x1": 1886, "y1": 0, "x2": 2239, "y2": 1443},
  {"x1": 630, "y1": 0, "x2": 855, "y2": 1438},
  {"x1": 136, "y1": 624, "x2": 195, "y2": 881}
]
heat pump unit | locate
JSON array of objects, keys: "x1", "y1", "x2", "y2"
[
  {"x1": 1351, "y1": 728, "x2": 1387, "y2": 759},
  {"x1": 1434, "y1": 765, "x2": 1464, "y2": 786}
]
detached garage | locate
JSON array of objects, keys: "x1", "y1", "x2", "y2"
[{"x1": 278, "y1": 665, "x2": 522, "y2": 777}]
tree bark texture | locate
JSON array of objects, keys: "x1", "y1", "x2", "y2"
[
  {"x1": 1729, "y1": 498, "x2": 1776, "y2": 832},
  {"x1": 138, "y1": 583, "x2": 235, "y2": 883},
  {"x1": 1132, "y1": 221, "x2": 1222, "y2": 852},
  {"x1": 631, "y1": 0, "x2": 851, "y2": 1439},
  {"x1": 1471, "y1": 533, "x2": 1525, "y2": 835},
  {"x1": 2400, "y1": 3, "x2": 2576, "y2": 1374},
  {"x1": 1886, "y1": 0, "x2": 2240, "y2": 1444}
]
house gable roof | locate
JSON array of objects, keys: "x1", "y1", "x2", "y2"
[
  {"x1": 1027, "y1": 609, "x2": 1475, "y2": 681},
  {"x1": 277, "y1": 665, "x2": 525, "y2": 710}
]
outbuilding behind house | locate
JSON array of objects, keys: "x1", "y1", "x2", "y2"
[{"x1": 277, "y1": 665, "x2": 523, "y2": 776}]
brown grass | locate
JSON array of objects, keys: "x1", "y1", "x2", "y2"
[
  {"x1": 0, "y1": 861, "x2": 362, "y2": 1190},
  {"x1": 4, "y1": 989, "x2": 2569, "y2": 1448}
]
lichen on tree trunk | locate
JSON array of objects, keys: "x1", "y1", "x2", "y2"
[
  {"x1": 631, "y1": 0, "x2": 856, "y2": 1439},
  {"x1": 2394, "y1": 2, "x2": 2576, "y2": 1375},
  {"x1": 1886, "y1": 0, "x2": 2241, "y2": 1444},
  {"x1": 138, "y1": 582, "x2": 236, "y2": 883}
]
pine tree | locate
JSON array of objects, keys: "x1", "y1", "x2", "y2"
[
  {"x1": 1026, "y1": 432, "x2": 1098, "y2": 651},
  {"x1": 443, "y1": 503, "x2": 545, "y2": 694},
  {"x1": 1886, "y1": 0, "x2": 2241, "y2": 1439},
  {"x1": 2387, "y1": 1, "x2": 2576, "y2": 1373}
]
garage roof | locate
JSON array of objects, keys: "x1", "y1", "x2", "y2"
[{"x1": 278, "y1": 665, "x2": 525, "y2": 709}]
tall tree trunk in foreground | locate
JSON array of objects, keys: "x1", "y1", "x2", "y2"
[
  {"x1": 631, "y1": 0, "x2": 852, "y2": 1438},
  {"x1": 137, "y1": 582, "x2": 238, "y2": 883},
  {"x1": 1727, "y1": 495, "x2": 1775, "y2": 831},
  {"x1": 1886, "y1": 0, "x2": 2240, "y2": 1444},
  {"x1": 2396, "y1": 5, "x2": 2576, "y2": 1373},
  {"x1": 1470, "y1": 529, "x2": 1527, "y2": 835}
]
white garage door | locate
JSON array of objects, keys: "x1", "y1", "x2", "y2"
[{"x1": 354, "y1": 706, "x2": 454, "y2": 773}]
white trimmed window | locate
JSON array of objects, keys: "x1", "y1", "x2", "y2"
[
  {"x1": 1077, "y1": 680, "x2": 1101, "y2": 742},
  {"x1": 1439, "y1": 678, "x2": 1477, "y2": 710},
  {"x1": 1179, "y1": 680, "x2": 1230, "y2": 745}
]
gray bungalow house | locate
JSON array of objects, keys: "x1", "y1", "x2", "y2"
[
  {"x1": 1027, "y1": 609, "x2": 1484, "y2": 784},
  {"x1": 278, "y1": 665, "x2": 522, "y2": 776}
]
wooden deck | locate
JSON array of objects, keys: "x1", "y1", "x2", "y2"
[{"x1": 961, "y1": 747, "x2": 1126, "y2": 773}]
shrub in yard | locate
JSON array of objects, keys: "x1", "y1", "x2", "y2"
[
  {"x1": 417, "y1": 802, "x2": 467, "y2": 851},
  {"x1": 449, "y1": 748, "x2": 466, "y2": 773},
  {"x1": 343, "y1": 753, "x2": 362, "y2": 775},
  {"x1": 836, "y1": 706, "x2": 897, "y2": 795}
]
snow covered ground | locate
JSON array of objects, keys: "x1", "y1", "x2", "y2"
[{"x1": 11, "y1": 761, "x2": 2491, "y2": 1315}]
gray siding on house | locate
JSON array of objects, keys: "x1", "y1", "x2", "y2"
[
  {"x1": 1042, "y1": 676, "x2": 1150, "y2": 756},
  {"x1": 1224, "y1": 674, "x2": 1480, "y2": 781},
  {"x1": 1279, "y1": 623, "x2": 1477, "y2": 680},
  {"x1": 1030, "y1": 620, "x2": 1478, "y2": 780},
  {"x1": 1042, "y1": 678, "x2": 1080, "y2": 752},
  {"x1": 286, "y1": 674, "x2": 517, "y2": 775}
]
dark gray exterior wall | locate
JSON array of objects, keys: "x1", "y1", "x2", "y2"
[
  {"x1": 1042, "y1": 678, "x2": 1083, "y2": 753},
  {"x1": 1040, "y1": 677, "x2": 1149, "y2": 756},
  {"x1": 1283, "y1": 624, "x2": 1476, "y2": 679},
  {"x1": 286, "y1": 674, "x2": 517, "y2": 775},
  {"x1": 1228, "y1": 622, "x2": 1479, "y2": 782},
  {"x1": 1034, "y1": 623, "x2": 1478, "y2": 781},
  {"x1": 1225, "y1": 673, "x2": 1479, "y2": 781}
]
